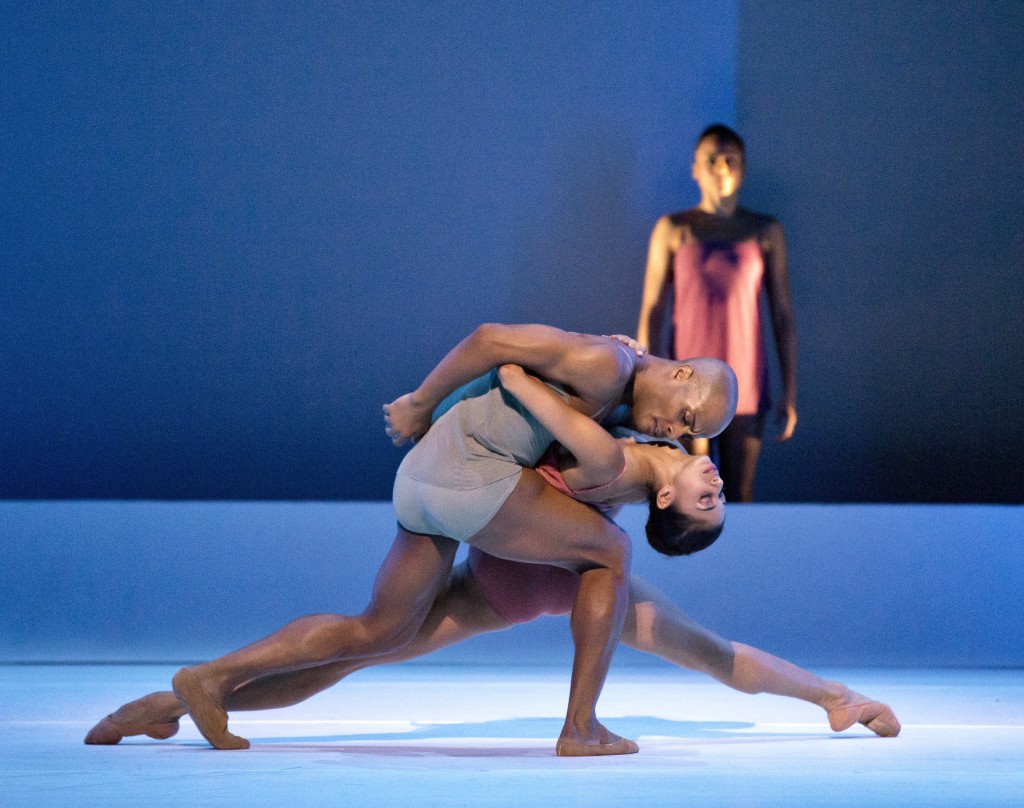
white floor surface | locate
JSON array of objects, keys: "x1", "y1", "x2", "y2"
[{"x1": 2, "y1": 665, "x2": 1022, "y2": 807}]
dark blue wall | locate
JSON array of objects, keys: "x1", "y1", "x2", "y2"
[
  {"x1": 2, "y1": 2, "x2": 1021, "y2": 502},
  {"x1": 1, "y1": 1, "x2": 735, "y2": 500},
  {"x1": 736, "y1": 0, "x2": 1024, "y2": 502}
]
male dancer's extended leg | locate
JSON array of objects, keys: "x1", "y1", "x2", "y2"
[
  {"x1": 86, "y1": 562, "x2": 507, "y2": 745},
  {"x1": 622, "y1": 577, "x2": 900, "y2": 736},
  {"x1": 466, "y1": 469, "x2": 635, "y2": 756},
  {"x1": 171, "y1": 528, "x2": 459, "y2": 749}
]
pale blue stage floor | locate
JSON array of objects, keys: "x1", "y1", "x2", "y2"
[{"x1": 3, "y1": 664, "x2": 1022, "y2": 807}]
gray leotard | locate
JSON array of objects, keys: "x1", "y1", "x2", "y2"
[{"x1": 392, "y1": 370, "x2": 565, "y2": 541}]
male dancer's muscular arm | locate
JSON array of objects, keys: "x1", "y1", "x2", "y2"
[{"x1": 384, "y1": 324, "x2": 631, "y2": 446}]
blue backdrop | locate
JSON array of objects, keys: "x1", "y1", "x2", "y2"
[{"x1": 2, "y1": 1, "x2": 1021, "y2": 502}]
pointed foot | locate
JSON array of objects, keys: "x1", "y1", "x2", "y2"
[
  {"x1": 827, "y1": 690, "x2": 901, "y2": 737},
  {"x1": 84, "y1": 714, "x2": 180, "y2": 745}
]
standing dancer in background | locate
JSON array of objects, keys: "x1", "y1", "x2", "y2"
[{"x1": 637, "y1": 124, "x2": 798, "y2": 502}]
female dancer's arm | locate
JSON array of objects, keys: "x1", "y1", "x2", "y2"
[
  {"x1": 384, "y1": 324, "x2": 630, "y2": 446},
  {"x1": 761, "y1": 219, "x2": 797, "y2": 441},
  {"x1": 496, "y1": 363, "x2": 624, "y2": 489},
  {"x1": 636, "y1": 215, "x2": 675, "y2": 354}
]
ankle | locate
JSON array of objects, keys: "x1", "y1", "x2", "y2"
[{"x1": 818, "y1": 681, "x2": 850, "y2": 712}]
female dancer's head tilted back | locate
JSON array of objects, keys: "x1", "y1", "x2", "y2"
[
  {"x1": 634, "y1": 436, "x2": 725, "y2": 557},
  {"x1": 498, "y1": 363, "x2": 729, "y2": 558}
]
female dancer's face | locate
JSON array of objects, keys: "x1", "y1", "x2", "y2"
[
  {"x1": 670, "y1": 453, "x2": 726, "y2": 526},
  {"x1": 692, "y1": 136, "x2": 744, "y2": 202}
]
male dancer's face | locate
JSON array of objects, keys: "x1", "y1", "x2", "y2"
[{"x1": 630, "y1": 358, "x2": 737, "y2": 442}]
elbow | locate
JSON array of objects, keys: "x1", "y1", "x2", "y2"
[
  {"x1": 471, "y1": 322, "x2": 518, "y2": 348},
  {"x1": 467, "y1": 323, "x2": 506, "y2": 357},
  {"x1": 470, "y1": 322, "x2": 501, "y2": 343}
]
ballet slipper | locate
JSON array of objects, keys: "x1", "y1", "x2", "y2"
[
  {"x1": 827, "y1": 697, "x2": 901, "y2": 737},
  {"x1": 172, "y1": 668, "x2": 250, "y2": 750},
  {"x1": 84, "y1": 714, "x2": 180, "y2": 745}
]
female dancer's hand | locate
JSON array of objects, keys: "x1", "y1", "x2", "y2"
[
  {"x1": 383, "y1": 393, "x2": 432, "y2": 446},
  {"x1": 496, "y1": 363, "x2": 526, "y2": 381},
  {"x1": 605, "y1": 334, "x2": 647, "y2": 356}
]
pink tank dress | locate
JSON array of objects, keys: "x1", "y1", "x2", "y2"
[{"x1": 672, "y1": 239, "x2": 767, "y2": 415}]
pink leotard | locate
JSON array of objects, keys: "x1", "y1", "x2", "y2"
[
  {"x1": 466, "y1": 548, "x2": 578, "y2": 624},
  {"x1": 467, "y1": 447, "x2": 626, "y2": 624},
  {"x1": 672, "y1": 239, "x2": 767, "y2": 415}
]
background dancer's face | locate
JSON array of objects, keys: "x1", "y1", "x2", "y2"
[
  {"x1": 692, "y1": 135, "x2": 745, "y2": 202},
  {"x1": 631, "y1": 358, "x2": 738, "y2": 443}
]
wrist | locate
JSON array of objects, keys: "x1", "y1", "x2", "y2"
[{"x1": 408, "y1": 390, "x2": 430, "y2": 410}]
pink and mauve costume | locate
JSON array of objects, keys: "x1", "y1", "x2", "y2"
[
  {"x1": 673, "y1": 239, "x2": 768, "y2": 415},
  {"x1": 466, "y1": 447, "x2": 627, "y2": 624}
]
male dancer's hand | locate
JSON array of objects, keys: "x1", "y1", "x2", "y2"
[{"x1": 383, "y1": 393, "x2": 432, "y2": 446}]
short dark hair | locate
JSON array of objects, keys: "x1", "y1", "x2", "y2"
[
  {"x1": 696, "y1": 123, "x2": 745, "y2": 156},
  {"x1": 644, "y1": 494, "x2": 724, "y2": 557}
]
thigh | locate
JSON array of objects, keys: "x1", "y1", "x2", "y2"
[
  {"x1": 623, "y1": 575, "x2": 732, "y2": 672},
  {"x1": 359, "y1": 526, "x2": 461, "y2": 636},
  {"x1": 467, "y1": 468, "x2": 630, "y2": 572},
  {"x1": 230, "y1": 561, "x2": 507, "y2": 709}
]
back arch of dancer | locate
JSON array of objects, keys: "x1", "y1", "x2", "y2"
[
  {"x1": 86, "y1": 347, "x2": 900, "y2": 748},
  {"x1": 129, "y1": 325, "x2": 740, "y2": 756}
]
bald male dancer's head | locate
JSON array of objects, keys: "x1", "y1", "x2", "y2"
[{"x1": 625, "y1": 355, "x2": 738, "y2": 443}]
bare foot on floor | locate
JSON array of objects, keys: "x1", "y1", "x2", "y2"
[
  {"x1": 84, "y1": 714, "x2": 180, "y2": 744},
  {"x1": 84, "y1": 691, "x2": 183, "y2": 745},
  {"x1": 555, "y1": 724, "x2": 639, "y2": 757},
  {"x1": 825, "y1": 685, "x2": 901, "y2": 737},
  {"x1": 172, "y1": 668, "x2": 250, "y2": 750}
]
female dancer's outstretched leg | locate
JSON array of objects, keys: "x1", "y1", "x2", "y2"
[
  {"x1": 622, "y1": 577, "x2": 900, "y2": 736},
  {"x1": 87, "y1": 561, "x2": 504, "y2": 743}
]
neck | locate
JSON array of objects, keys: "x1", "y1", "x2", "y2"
[
  {"x1": 622, "y1": 353, "x2": 646, "y2": 408},
  {"x1": 698, "y1": 194, "x2": 739, "y2": 217},
  {"x1": 645, "y1": 443, "x2": 683, "y2": 486},
  {"x1": 609, "y1": 444, "x2": 658, "y2": 504}
]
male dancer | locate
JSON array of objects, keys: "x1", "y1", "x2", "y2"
[{"x1": 151, "y1": 325, "x2": 739, "y2": 754}]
